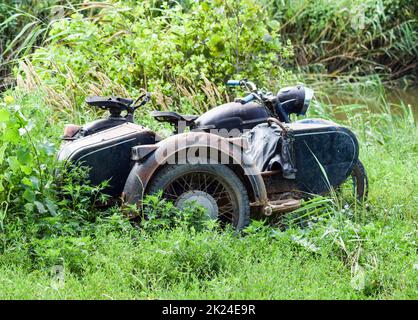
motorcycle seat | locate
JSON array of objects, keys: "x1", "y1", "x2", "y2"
[
  {"x1": 151, "y1": 111, "x2": 198, "y2": 125},
  {"x1": 85, "y1": 96, "x2": 134, "y2": 110}
]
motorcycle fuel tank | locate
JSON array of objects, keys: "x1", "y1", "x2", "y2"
[
  {"x1": 57, "y1": 123, "x2": 157, "y2": 197},
  {"x1": 194, "y1": 102, "x2": 270, "y2": 134}
]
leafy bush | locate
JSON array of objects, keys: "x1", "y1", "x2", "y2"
[
  {"x1": 0, "y1": 93, "x2": 57, "y2": 250},
  {"x1": 0, "y1": 91, "x2": 111, "y2": 256},
  {"x1": 19, "y1": 0, "x2": 294, "y2": 113}
]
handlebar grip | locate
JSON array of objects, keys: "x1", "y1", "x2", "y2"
[
  {"x1": 239, "y1": 93, "x2": 255, "y2": 104},
  {"x1": 226, "y1": 80, "x2": 241, "y2": 86}
]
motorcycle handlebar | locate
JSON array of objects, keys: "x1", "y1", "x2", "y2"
[
  {"x1": 227, "y1": 79, "x2": 260, "y2": 104},
  {"x1": 226, "y1": 80, "x2": 241, "y2": 86},
  {"x1": 226, "y1": 79, "x2": 257, "y2": 91},
  {"x1": 238, "y1": 93, "x2": 255, "y2": 104},
  {"x1": 132, "y1": 92, "x2": 151, "y2": 109}
]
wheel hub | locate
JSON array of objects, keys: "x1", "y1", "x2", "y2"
[{"x1": 176, "y1": 190, "x2": 218, "y2": 219}]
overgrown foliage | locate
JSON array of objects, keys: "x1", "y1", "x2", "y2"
[
  {"x1": 0, "y1": 93, "x2": 56, "y2": 252},
  {"x1": 263, "y1": 0, "x2": 418, "y2": 80},
  {"x1": 18, "y1": 0, "x2": 293, "y2": 113},
  {"x1": 0, "y1": 1, "x2": 86, "y2": 90},
  {"x1": 0, "y1": 87, "x2": 416, "y2": 299},
  {"x1": 0, "y1": 0, "x2": 416, "y2": 300}
]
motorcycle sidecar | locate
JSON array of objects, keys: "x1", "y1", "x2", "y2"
[
  {"x1": 57, "y1": 122, "x2": 159, "y2": 197},
  {"x1": 247, "y1": 118, "x2": 360, "y2": 187},
  {"x1": 289, "y1": 118, "x2": 360, "y2": 195}
]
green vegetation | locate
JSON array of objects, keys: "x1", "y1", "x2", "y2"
[
  {"x1": 18, "y1": 0, "x2": 294, "y2": 113},
  {"x1": 0, "y1": 1, "x2": 85, "y2": 90},
  {"x1": 265, "y1": 0, "x2": 418, "y2": 80},
  {"x1": 0, "y1": 0, "x2": 417, "y2": 299}
]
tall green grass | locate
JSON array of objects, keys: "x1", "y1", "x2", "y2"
[
  {"x1": 2, "y1": 0, "x2": 417, "y2": 97},
  {"x1": 0, "y1": 0, "x2": 416, "y2": 300},
  {"x1": 0, "y1": 85, "x2": 416, "y2": 299},
  {"x1": 0, "y1": 0, "x2": 85, "y2": 90}
]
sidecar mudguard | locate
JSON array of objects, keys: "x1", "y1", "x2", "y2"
[{"x1": 122, "y1": 132, "x2": 268, "y2": 211}]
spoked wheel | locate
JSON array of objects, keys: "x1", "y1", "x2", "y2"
[
  {"x1": 338, "y1": 160, "x2": 368, "y2": 203},
  {"x1": 147, "y1": 164, "x2": 250, "y2": 230}
]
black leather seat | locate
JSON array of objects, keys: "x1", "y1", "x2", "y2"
[
  {"x1": 151, "y1": 111, "x2": 198, "y2": 125},
  {"x1": 85, "y1": 96, "x2": 133, "y2": 110}
]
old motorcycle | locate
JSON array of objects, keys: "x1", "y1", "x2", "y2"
[{"x1": 58, "y1": 80, "x2": 368, "y2": 229}]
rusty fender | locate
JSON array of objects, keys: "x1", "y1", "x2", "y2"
[{"x1": 122, "y1": 131, "x2": 268, "y2": 211}]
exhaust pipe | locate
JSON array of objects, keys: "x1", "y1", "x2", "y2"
[{"x1": 263, "y1": 199, "x2": 301, "y2": 216}]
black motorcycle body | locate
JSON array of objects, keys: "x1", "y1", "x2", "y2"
[
  {"x1": 58, "y1": 80, "x2": 367, "y2": 226},
  {"x1": 194, "y1": 101, "x2": 270, "y2": 132}
]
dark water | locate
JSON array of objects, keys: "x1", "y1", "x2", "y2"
[
  {"x1": 386, "y1": 87, "x2": 418, "y2": 114},
  {"x1": 323, "y1": 87, "x2": 418, "y2": 121}
]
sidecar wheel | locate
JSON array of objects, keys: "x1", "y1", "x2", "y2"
[
  {"x1": 339, "y1": 160, "x2": 368, "y2": 202},
  {"x1": 353, "y1": 160, "x2": 368, "y2": 201},
  {"x1": 147, "y1": 164, "x2": 251, "y2": 230}
]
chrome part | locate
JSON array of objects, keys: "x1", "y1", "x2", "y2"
[
  {"x1": 244, "y1": 80, "x2": 257, "y2": 92},
  {"x1": 301, "y1": 87, "x2": 314, "y2": 115},
  {"x1": 176, "y1": 190, "x2": 219, "y2": 219}
]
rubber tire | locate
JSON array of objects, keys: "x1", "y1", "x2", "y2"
[
  {"x1": 352, "y1": 160, "x2": 368, "y2": 201},
  {"x1": 147, "y1": 164, "x2": 251, "y2": 230}
]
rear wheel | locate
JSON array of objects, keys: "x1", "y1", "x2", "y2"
[
  {"x1": 339, "y1": 160, "x2": 368, "y2": 202},
  {"x1": 147, "y1": 164, "x2": 251, "y2": 230}
]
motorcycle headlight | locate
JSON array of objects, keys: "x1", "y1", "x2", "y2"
[
  {"x1": 277, "y1": 85, "x2": 314, "y2": 116},
  {"x1": 302, "y1": 87, "x2": 314, "y2": 115}
]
